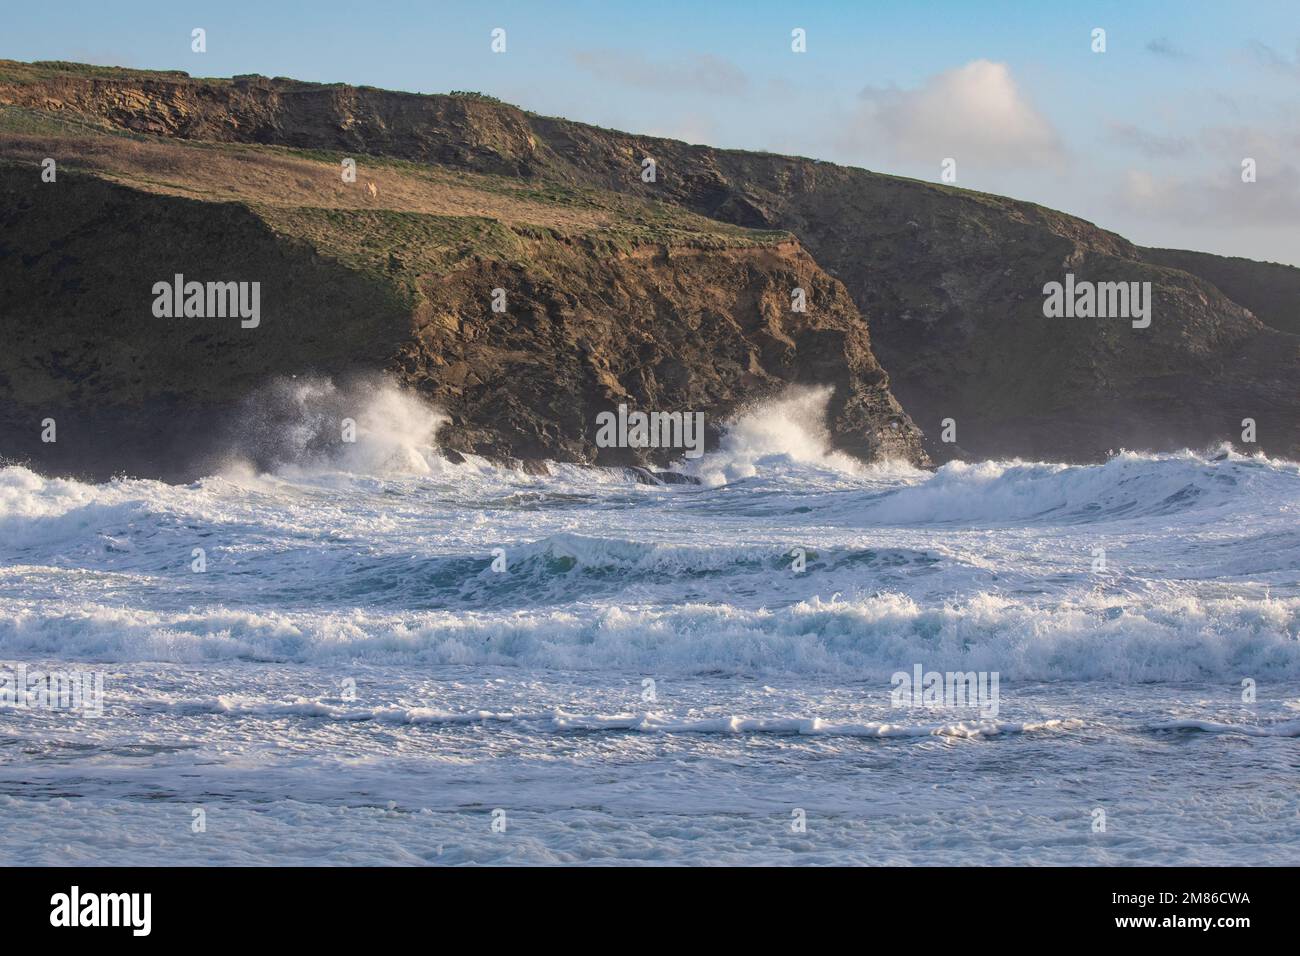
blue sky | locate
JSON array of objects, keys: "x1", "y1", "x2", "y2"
[{"x1": 7, "y1": 0, "x2": 1299, "y2": 264}]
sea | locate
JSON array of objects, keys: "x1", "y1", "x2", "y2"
[{"x1": 2, "y1": 385, "x2": 1297, "y2": 865}]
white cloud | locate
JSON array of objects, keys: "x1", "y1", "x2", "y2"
[
  {"x1": 1116, "y1": 162, "x2": 1300, "y2": 227},
  {"x1": 841, "y1": 60, "x2": 1064, "y2": 170}
]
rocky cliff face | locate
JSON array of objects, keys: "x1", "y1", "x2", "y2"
[
  {"x1": 0, "y1": 71, "x2": 924, "y2": 479},
  {"x1": 2, "y1": 61, "x2": 1296, "y2": 468},
  {"x1": 1141, "y1": 247, "x2": 1300, "y2": 338},
  {"x1": 405, "y1": 239, "x2": 917, "y2": 466}
]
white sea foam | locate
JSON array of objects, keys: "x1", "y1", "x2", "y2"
[
  {"x1": 219, "y1": 375, "x2": 452, "y2": 478},
  {"x1": 1, "y1": 589, "x2": 1296, "y2": 679},
  {"x1": 854, "y1": 451, "x2": 1297, "y2": 526},
  {"x1": 4, "y1": 383, "x2": 1299, "y2": 866},
  {"x1": 143, "y1": 695, "x2": 1083, "y2": 738},
  {"x1": 2, "y1": 396, "x2": 1298, "y2": 682},
  {"x1": 685, "y1": 386, "x2": 919, "y2": 485},
  {"x1": 1150, "y1": 718, "x2": 1300, "y2": 737}
]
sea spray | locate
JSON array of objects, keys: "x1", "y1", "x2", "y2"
[
  {"x1": 217, "y1": 375, "x2": 450, "y2": 477},
  {"x1": 685, "y1": 386, "x2": 905, "y2": 486}
]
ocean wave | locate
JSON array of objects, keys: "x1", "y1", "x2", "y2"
[
  {"x1": 3, "y1": 448, "x2": 1293, "y2": 564},
  {"x1": 3, "y1": 406, "x2": 1298, "y2": 684},
  {"x1": 1148, "y1": 717, "x2": 1300, "y2": 737},
  {"x1": 144, "y1": 696, "x2": 1083, "y2": 739},
  {"x1": 683, "y1": 386, "x2": 918, "y2": 485},
  {"x1": 3, "y1": 590, "x2": 1297, "y2": 680},
  {"x1": 216, "y1": 375, "x2": 452, "y2": 478},
  {"x1": 448, "y1": 532, "x2": 942, "y2": 598},
  {"x1": 849, "y1": 450, "x2": 1299, "y2": 526}
]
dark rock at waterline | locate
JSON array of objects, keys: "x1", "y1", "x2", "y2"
[{"x1": 654, "y1": 470, "x2": 701, "y2": 485}]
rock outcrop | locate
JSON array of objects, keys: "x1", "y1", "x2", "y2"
[
  {"x1": 0, "y1": 76, "x2": 923, "y2": 478},
  {"x1": 1, "y1": 60, "x2": 1296, "y2": 470},
  {"x1": 1141, "y1": 247, "x2": 1300, "y2": 337}
]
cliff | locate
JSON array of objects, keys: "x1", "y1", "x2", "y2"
[
  {"x1": 1141, "y1": 247, "x2": 1300, "y2": 338},
  {"x1": 0, "y1": 67, "x2": 922, "y2": 478},
  {"x1": 1, "y1": 60, "x2": 1296, "y2": 472}
]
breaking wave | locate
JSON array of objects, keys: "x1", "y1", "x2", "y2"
[
  {"x1": 217, "y1": 375, "x2": 451, "y2": 478},
  {"x1": 854, "y1": 451, "x2": 1296, "y2": 525},
  {"x1": 2, "y1": 382, "x2": 1297, "y2": 682},
  {"x1": 1, "y1": 589, "x2": 1297, "y2": 680},
  {"x1": 142, "y1": 696, "x2": 1083, "y2": 739},
  {"x1": 685, "y1": 386, "x2": 889, "y2": 485}
]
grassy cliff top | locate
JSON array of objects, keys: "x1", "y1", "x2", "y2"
[
  {"x1": 0, "y1": 59, "x2": 315, "y2": 89},
  {"x1": 0, "y1": 58, "x2": 1132, "y2": 252},
  {"x1": 0, "y1": 98, "x2": 791, "y2": 296}
]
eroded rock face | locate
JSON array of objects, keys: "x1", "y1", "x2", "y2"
[
  {"x1": 0, "y1": 169, "x2": 409, "y2": 479},
  {"x1": 515, "y1": 121, "x2": 1300, "y2": 462},
  {"x1": 3, "y1": 63, "x2": 1296, "y2": 464},
  {"x1": 0, "y1": 163, "x2": 925, "y2": 479},
  {"x1": 0, "y1": 72, "x2": 549, "y2": 174},
  {"x1": 405, "y1": 240, "x2": 921, "y2": 466},
  {"x1": 1141, "y1": 246, "x2": 1300, "y2": 337}
]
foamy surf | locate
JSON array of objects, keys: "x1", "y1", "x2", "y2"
[
  {"x1": 136, "y1": 694, "x2": 1083, "y2": 738},
  {"x1": 3, "y1": 388, "x2": 1299, "y2": 866},
  {"x1": 1149, "y1": 718, "x2": 1300, "y2": 737},
  {"x1": 2, "y1": 589, "x2": 1298, "y2": 679}
]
